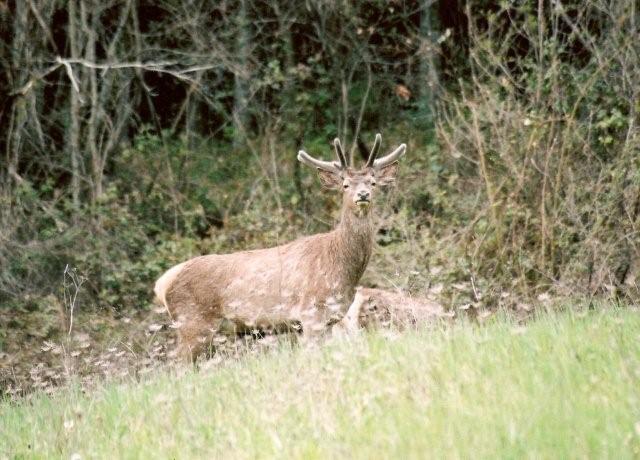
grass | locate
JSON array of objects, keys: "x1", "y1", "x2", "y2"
[{"x1": 2, "y1": 308, "x2": 640, "y2": 459}]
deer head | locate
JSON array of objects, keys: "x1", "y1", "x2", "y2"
[{"x1": 297, "y1": 133, "x2": 406, "y2": 216}]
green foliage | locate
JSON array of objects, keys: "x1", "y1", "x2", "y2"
[{"x1": 1, "y1": 133, "x2": 268, "y2": 310}]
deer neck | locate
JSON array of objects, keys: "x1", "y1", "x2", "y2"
[{"x1": 331, "y1": 207, "x2": 375, "y2": 294}]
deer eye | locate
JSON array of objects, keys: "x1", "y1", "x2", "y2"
[
  {"x1": 343, "y1": 184, "x2": 349, "y2": 189},
  {"x1": 371, "y1": 181, "x2": 377, "y2": 187}
]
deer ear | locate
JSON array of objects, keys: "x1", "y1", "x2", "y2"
[
  {"x1": 376, "y1": 162, "x2": 399, "y2": 186},
  {"x1": 316, "y1": 169, "x2": 342, "y2": 189}
]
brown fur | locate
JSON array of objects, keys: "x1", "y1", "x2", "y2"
[{"x1": 154, "y1": 140, "x2": 405, "y2": 362}]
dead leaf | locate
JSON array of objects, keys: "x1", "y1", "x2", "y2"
[{"x1": 394, "y1": 84, "x2": 411, "y2": 101}]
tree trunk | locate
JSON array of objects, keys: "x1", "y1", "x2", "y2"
[
  {"x1": 67, "y1": 0, "x2": 82, "y2": 214},
  {"x1": 233, "y1": 0, "x2": 250, "y2": 146},
  {"x1": 81, "y1": 2, "x2": 101, "y2": 205},
  {"x1": 6, "y1": 0, "x2": 29, "y2": 186},
  {"x1": 418, "y1": 0, "x2": 439, "y2": 117}
]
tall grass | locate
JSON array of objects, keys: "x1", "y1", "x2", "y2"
[{"x1": 2, "y1": 308, "x2": 639, "y2": 458}]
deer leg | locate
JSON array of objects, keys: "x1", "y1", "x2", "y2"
[
  {"x1": 336, "y1": 290, "x2": 365, "y2": 335},
  {"x1": 298, "y1": 307, "x2": 334, "y2": 343},
  {"x1": 175, "y1": 315, "x2": 225, "y2": 364}
]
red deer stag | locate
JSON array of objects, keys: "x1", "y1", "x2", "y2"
[{"x1": 154, "y1": 133, "x2": 407, "y2": 361}]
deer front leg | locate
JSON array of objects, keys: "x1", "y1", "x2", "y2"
[
  {"x1": 339, "y1": 289, "x2": 366, "y2": 334},
  {"x1": 298, "y1": 305, "x2": 334, "y2": 342},
  {"x1": 300, "y1": 297, "x2": 362, "y2": 341}
]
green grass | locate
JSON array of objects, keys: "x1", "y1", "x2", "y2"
[{"x1": 2, "y1": 308, "x2": 640, "y2": 459}]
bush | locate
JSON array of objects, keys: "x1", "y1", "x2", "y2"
[{"x1": 434, "y1": 0, "x2": 640, "y2": 300}]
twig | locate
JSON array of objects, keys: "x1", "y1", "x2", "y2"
[
  {"x1": 57, "y1": 57, "x2": 221, "y2": 83},
  {"x1": 58, "y1": 56, "x2": 83, "y2": 103},
  {"x1": 63, "y1": 265, "x2": 86, "y2": 336},
  {"x1": 350, "y1": 60, "x2": 372, "y2": 162},
  {"x1": 10, "y1": 58, "x2": 223, "y2": 98},
  {"x1": 9, "y1": 63, "x2": 62, "y2": 96}
]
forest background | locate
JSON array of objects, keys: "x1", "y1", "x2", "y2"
[{"x1": 1, "y1": 0, "x2": 638, "y2": 378}]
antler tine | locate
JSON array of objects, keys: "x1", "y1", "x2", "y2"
[
  {"x1": 333, "y1": 138, "x2": 348, "y2": 168},
  {"x1": 297, "y1": 150, "x2": 342, "y2": 173},
  {"x1": 365, "y1": 133, "x2": 382, "y2": 168},
  {"x1": 373, "y1": 143, "x2": 407, "y2": 169}
]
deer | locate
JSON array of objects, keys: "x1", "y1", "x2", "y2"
[
  {"x1": 338, "y1": 287, "x2": 453, "y2": 333},
  {"x1": 153, "y1": 133, "x2": 407, "y2": 361}
]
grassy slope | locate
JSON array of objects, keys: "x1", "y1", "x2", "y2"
[{"x1": 2, "y1": 309, "x2": 639, "y2": 459}]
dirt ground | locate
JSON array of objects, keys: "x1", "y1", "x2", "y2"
[
  {"x1": 1, "y1": 304, "x2": 174, "y2": 398},
  {"x1": 1, "y1": 289, "x2": 461, "y2": 399}
]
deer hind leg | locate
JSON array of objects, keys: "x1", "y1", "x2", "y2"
[
  {"x1": 166, "y1": 288, "x2": 226, "y2": 363},
  {"x1": 175, "y1": 315, "x2": 225, "y2": 364}
]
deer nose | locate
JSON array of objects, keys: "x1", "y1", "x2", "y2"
[{"x1": 357, "y1": 190, "x2": 370, "y2": 201}]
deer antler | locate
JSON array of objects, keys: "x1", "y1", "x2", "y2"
[
  {"x1": 333, "y1": 138, "x2": 348, "y2": 168},
  {"x1": 297, "y1": 138, "x2": 348, "y2": 173},
  {"x1": 365, "y1": 133, "x2": 382, "y2": 168},
  {"x1": 298, "y1": 134, "x2": 405, "y2": 171},
  {"x1": 373, "y1": 143, "x2": 406, "y2": 169}
]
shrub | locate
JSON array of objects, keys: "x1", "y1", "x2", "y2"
[{"x1": 434, "y1": 0, "x2": 640, "y2": 300}]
